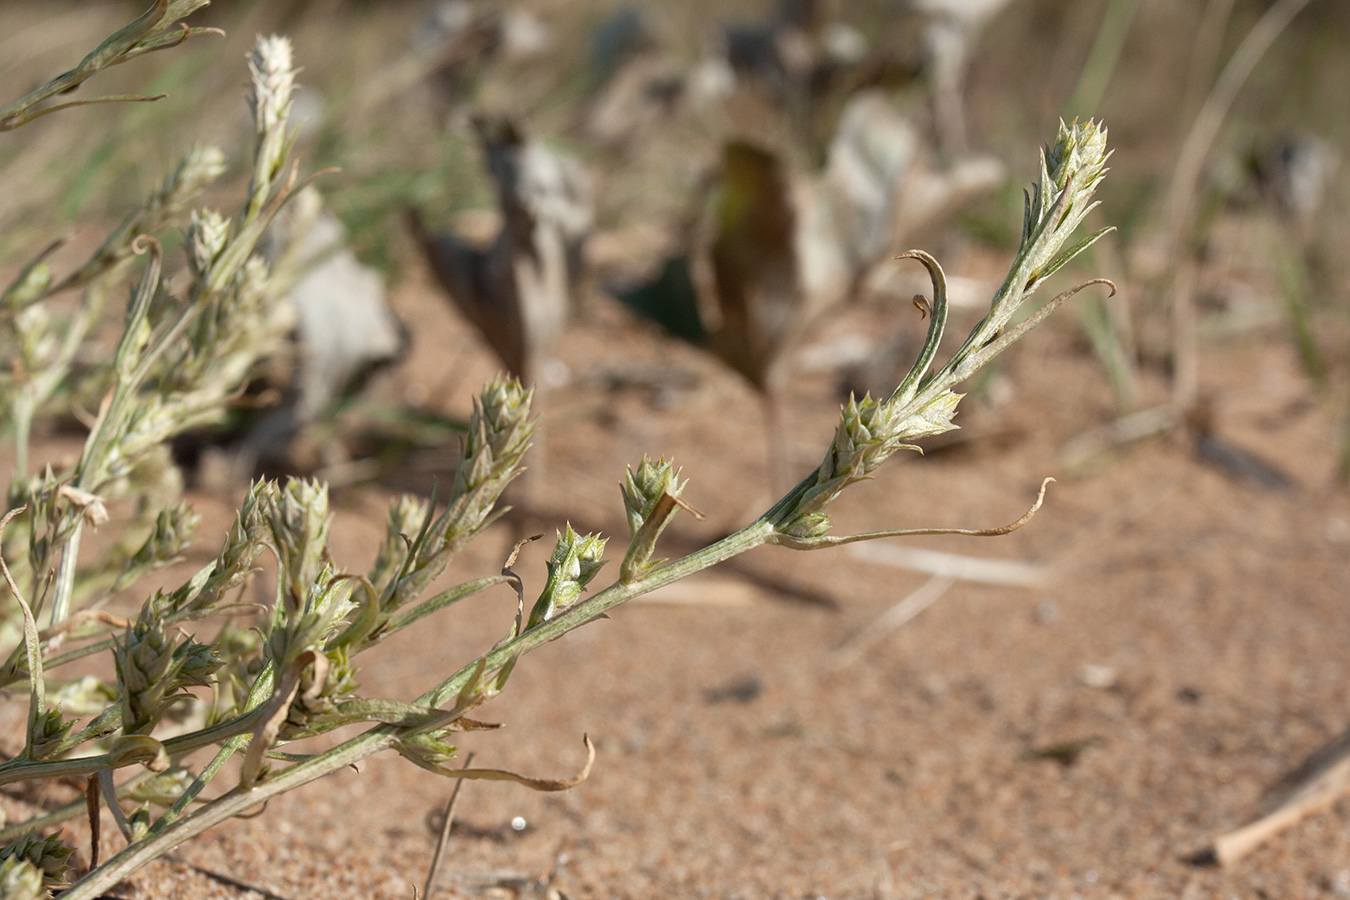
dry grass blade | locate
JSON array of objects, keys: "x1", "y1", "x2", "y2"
[
  {"x1": 1060, "y1": 403, "x2": 1179, "y2": 471},
  {"x1": 423, "y1": 751, "x2": 476, "y2": 900},
  {"x1": 85, "y1": 777, "x2": 100, "y2": 868},
  {"x1": 828, "y1": 574, "x2": 956, "y2": 670},
  {"x1": 410, "y1": 116, "x2": 591, "y2": 386},
  {"x1": 420, "y1": 735, "x2": 595, "y2": 792},
  {"x1": 1161, "y1": 0, "x2": 1314, "y2": 409},
  {"x1": 241, "y1": 649, "x2": 326, "y2": 789},
  {"x1": 844, "y1": 543, "x2": 1050, "y2": 588},
  {"x1": 1214, "y1": 726, "x2": 1350, "y2": 865}
]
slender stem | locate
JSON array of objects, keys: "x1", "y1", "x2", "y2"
[
  {"x1": 1063, "y1": 0, "x2": 1139, "y2": 117},
  {"x1": 155, "y1": 664, "x2": 278, "y2": 831},
  {"x1": 56, "y1": 520, "x2": 779, "y2": 900},
  {"x1": 0, "y1": 770, "x2": 158, "y2": 842},
  {"x1": 373, "y1": 576, "x2": 508, "y2": 646},
  {"x1": 47, "y1": 519, "x2": 83, "y2": 628},
  {"x1": 0, "y1": 681, "x2": 272, "y2": 787},
  {"x1": 2, "y1": 636, "x2": 119, "y2": 690},
  {"x1": 98, "y1": 768, "x2": 135, "y2": 841},
  {"x1": 418, "y1": 518, "x2": 777, "y2": 710},
  {"x1": 1161, "y1": 0, "x2": 1312, "y2": 406},
  {"x1": 14, "y1": 287, "x2": 104, "y2": 484},
  {"x1": 61, "y1": 729, "x2": 402, "y2": 900},
  {"x1": 424, "y1": 752, "x2": 475, "y2": 900},
  {"x1": 12, "y1": 394, "x2": 32, "y2": 483},
  {"x1": 0, "y1": 792, "x2": 91, "y2": 843},
  {"x1": 1180, "y1": 0, "x2": 1236, "y2": 120},
  {"x1": 154, "y1": 739, "x2": 237, "y2": 832}
]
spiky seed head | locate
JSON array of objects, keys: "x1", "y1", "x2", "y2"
[
  {"x1": 130, "y1": 502, "x2": 200, "y2": 571},
  {"x1": 168, "y1": 145, "x2": 227, "y2": 199},
  {"x1": 529, "y1": 524, "x2": 608, "y2": 626},
  {"x1": 123, "y1": 768, "x2": 195, "y2": 806},
  {"x1": 621, "y1": 456, "x2": 684, "y2": 538},
  {"x1": 28, "y1": 709, "x2": 72, "y2": 760},
  {"x1": 248, "y1": 35, "x2": 296, "y2": 136},
  {"x1": 0, "y1": 832, "x2": 75, "y2": 892},
  {"x1": 186, "y1": 209, "x2": 229, "y2": 277},
  {"x1": 0, "y1": 856, "x2": 45, "y2": 900}
]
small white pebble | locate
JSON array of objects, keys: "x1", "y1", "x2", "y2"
[{"x1": 1080, "y1": 664, "x2": 1117, "y2": 689}]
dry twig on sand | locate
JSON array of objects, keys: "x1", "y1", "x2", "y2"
[{"x1": 1213, "y1": 725, "x2": 1350, "y2": 865}]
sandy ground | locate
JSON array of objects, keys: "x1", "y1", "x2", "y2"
[
  {"x1": 1, "y1": 5, "x2": 1348, "y2": 897},
  {"x1": 9, "y1": 256, "x2": 1348, "y2": 900}
]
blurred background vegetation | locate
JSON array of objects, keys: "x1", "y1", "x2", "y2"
[
  {"x1": 2, "y1": 0, "x2": 1343, "y2": 259},
  {"x1": 1, "y1": 0, "x2": 1347, "y2": 477}
]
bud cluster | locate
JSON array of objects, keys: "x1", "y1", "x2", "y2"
[
  {"x1": 13, "y1": 305, "x2": 57, "y2": 375},
  {"x1": 619, "y1": 457, "x2": 686, "y2": 582},
  {"x1": 268, "y1": 565, "x2": 356, "y2": 666},
  {"x1": 0, "y1": 832, "x2": 74, "y2": 895},
  {"x1": 441, "y1": 377, "x2": 535, "y2": 550},
  {"x1": 283, "y1": 647, "x2": 359, "y2": 739},
  {"x1": 164, "y1": 145, "x2": 227, "y2": 209},
  {"x1": 114, "y1": 606, "x2": 221, "y2": 734},
  {"x1": 395, "y1": 729, "x2": 458, "y2": 771},
  {"x1": 369, "y1": 494, "x2": 432, "y2": 597},
  {"x1": 982, "y1": 118, "x2": 1112, "y2": 348},
  {"x1": 779, "y1": 392, "x2": 909, "y2": 531},
  {"x1": 185, "y1": 210, "x2": 229, "y2": 278},
  {"x1": 528, "y1": 525, "x2": 608, "y2": 627},
  {"x1": 452, "y1": 378, "x2": 535, "y2": 503},
  {"x1": 262, "y1": 479, "x2": 333, "y2": 613},
  {"x1": 160, "y1": 482, "x2": 272, "y2": 621},
  {"x1": 0, "y1": 855, "x2": 45, "y2": 900},
  {"x1": 125, "y1": 502, "x2": 199, "y2": 578},
  {"x1": 27, "y1": 709, "x2": 72, "y2": 760},
  {"x1": 248, "y1": 35, "x2": 296, "y2": 193},
  {"x1": 123, "y1": 767, "x2": 195, "y2": 807}
]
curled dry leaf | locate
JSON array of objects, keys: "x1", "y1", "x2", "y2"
[
  {"x1": 58, "y1": 486, "x2": 109, "y2": 528},
  {"x1": 425, "y1": 734, "x2": 595, "y2": 792},
  {"x1": 774, "y1": 478, "x2": 1057, "y2": 550},
  {"x1": 106, "y1": 735, "x2": 170, "y2": 773},
  {"x1": 615, "y1": 92, "x2": 1003, "y2": 396},
  {"x1": 241, "y1": 649, "x2": 326, "y2": 789},
  {"x1": 410, "y1": 117, "x2": 593, "y2": 386}
]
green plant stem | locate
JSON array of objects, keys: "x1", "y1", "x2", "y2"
[
  {"x1": 12, "y1": 394, "x2": 32, "y2": 484},
  {"x1": 367, "y1": 575, "x2": 508, "y2": 647},
  {"x1": 3, "y1": 637, "x2": 118, "y2": 690},
  {"x1": 47, "y1": 520, "x2": 83, "y2": 628},
  {"x1": 0, "y1": 669, "x2": 275, "y2": 786},
  {"x1": 0, "y1": 771, "x2": 163, "y2": 842},
  {"x1": 1276, "y1": 250, "x2": 1326, "y2": 395},
  {"x1": 98, "y1": 768, "x2": 135, "y2": 841},
  {"x1": 425, "y1": 518, "x2": 778, "y2": 706},
  {"x1": 58, "y1": 518, "x2": 777, "y2": 900},
  {"x1": 1078, "y1": 291, "x2": 1137, "y2": 411},
  {"x1": 41, "y1": 246, "x2": 164, "y2": 629},
  {"x1": 13, "y1": 288, "x2": 106, "y2": 484}
]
